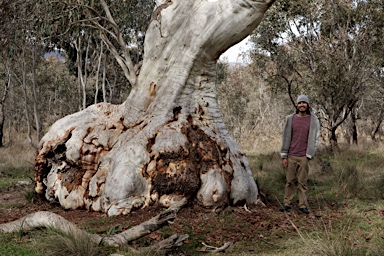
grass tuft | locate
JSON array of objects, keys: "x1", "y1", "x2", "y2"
[
  {"x1": 249, "y1": 153, "x2": 286, "y2": 205},
  {"x1": 39, "y1": 228, "x2": 102, "y2": 256},
  {"x1": 301, "y1": 216, "x2": 384, "y2": 256},
  {"x1": 331, "y1": 163, "x2": 363, "y2": 198}
]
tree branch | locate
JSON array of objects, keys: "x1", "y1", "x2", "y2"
[
  {"x1": 78, "y1": 1, "x2": 137, "y2": 87},
  {"x1": 197, "y1": 241, "x2": 232, "y2": 253},
  {"x1": 101, "y1": 198, "x2": 188, "y2": 246},
  {"x1": 99, "y1": 0, "x2": 136, "y2": 86},
  {"x1": 0, "y1": 198, "x2": 188, "y2": 250}
]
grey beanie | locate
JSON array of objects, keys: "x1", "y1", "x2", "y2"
[{"x1": 297, "y1": 95, "x2": 310, "y2": 105}]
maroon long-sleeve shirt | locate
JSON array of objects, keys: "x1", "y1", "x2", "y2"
[{"x1": 288, "y1": 114, "x2": 311, "y2": 157}]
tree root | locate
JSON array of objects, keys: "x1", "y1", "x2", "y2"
[{"x1": 0, "y1": 198, "x2": 188, "y2": 254}]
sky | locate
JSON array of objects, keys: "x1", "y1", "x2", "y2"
[
  {"x1": 219, "y1": 36, "x2": 252, "y2": 64},
  {"x1": 44, "y1": 36, "x2": 253, "y2": 64}
]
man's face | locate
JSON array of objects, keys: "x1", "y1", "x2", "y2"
[{"x1": 297, "y1": 101, "x2": 308, "y2": 113}]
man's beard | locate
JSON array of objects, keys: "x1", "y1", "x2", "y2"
[{"x1": 298, "y1": 107, "x2": 308, "y2": 113}]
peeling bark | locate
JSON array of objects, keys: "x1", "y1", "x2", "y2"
[{"x1": 34, "y1": 0, "x2": 275, "y2": 216}]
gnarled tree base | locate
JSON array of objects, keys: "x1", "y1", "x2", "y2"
[{"x1": 34, "y1": 102, "x2": 259, "y2": 216}]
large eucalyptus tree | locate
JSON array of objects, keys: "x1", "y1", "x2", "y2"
[{"x1": 34, "y1": 0, "x2": 276, "y2": 216}]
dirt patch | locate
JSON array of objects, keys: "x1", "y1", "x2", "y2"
[{"x1": 0, "y1": 183, "x2": 342, "y2": 254}]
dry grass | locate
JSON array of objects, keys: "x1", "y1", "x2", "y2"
[
  {"x1": 241, "y1": 131, "x2": 282, "y2": 155},
  {"x1": 39, "y1": 228, "x2": 103, "y2": 256},
  {"x1": 0, "y1": 132, "x2": 36, "y2": 192},
  {"x1": 0, "y1": 131, "x2": 36, "y2": 169},
  {"x1": 2, "y1": 129, "x2": 384, "y2": 255}
]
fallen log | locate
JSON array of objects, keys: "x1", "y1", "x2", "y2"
[{"x1": 0, "y1": 198, "x2": 188, "y2": 254}]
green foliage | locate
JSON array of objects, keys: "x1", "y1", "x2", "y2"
[
  {"x1": 333, "y1": 162, "x2": 362, "y2": 197},
  {"x1": 28, "y1": 0, "x2": 155, "y2": 63},
  {"x1": 1, "y1": 0, "x2": 157, "y2": 142},
  {"x1": 217, "y1": 66, "x2": 251, "y2": 139},
  {"x1": 302, "y1": 214, "x2": 384, "y2": 256},
  {"x1": 249, "y1": 153, "x2": 286, "y2": 204},
  {"x1": 0, "y1": 233, "x2": 45, "y2": 256},
  {"x1": 216, "y1": 64, "x2": 289, "y2": 148},
  {"x1": 320, "y1": 148, "x2": 384, "y2": 200},
  {"x1": 23, "y1": 188, "x2": 37, "y2": 203},
  {"x1": 216, "y1": 61, "x2": 229, "y2": 84},
  {"x1": 0, "y1": 164, "x2": 33, "y2": 191},
  {"x1": 106, "y1": 225, "x2": 121, "y2": 236},
  {"x1": 304, "y1": 225, "x2": 363, "y2": 256}
]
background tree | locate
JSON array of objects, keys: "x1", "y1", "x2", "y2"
[
  {"x1": 0, "y1": 64, "x2": 11, "y2": 148},
  {"x1": 0, "y1": 1, "x2": 20, "y2": 146},
  {"x1": 0, "y1": 0, "x2": 44, "y2": 147},
  {"x1": 0, "y1": 0, "x2": 154, "y2": 147},
  {"x1": 40, "y1": 0, "x2": 155, "y2": 105},
  {"x1": 250, "y1": 0, "x2": 384, "y2": 149},
  {"x1": 217, "y1": 65, "x2": 251, "y2": 140},
  {"x1": 217, "y1": 63, "x2": 289, "y2": 156}
]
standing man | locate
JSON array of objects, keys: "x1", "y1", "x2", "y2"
[{"x1": 280, "y1": 95, "x2": 320, "y2": 214}]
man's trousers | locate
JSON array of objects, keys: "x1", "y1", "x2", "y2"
[{"x1": 283, "y1": 155, "x2": 309, "y2": 208}]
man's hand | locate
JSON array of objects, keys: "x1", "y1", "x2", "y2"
[{"x1": 282, "y1": 158, "x2": 288, "y2": 168}]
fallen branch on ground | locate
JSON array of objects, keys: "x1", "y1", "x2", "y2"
[
  {"x1": 197, "y1": 241, "x2": 232, "y2": 253},
  {"x1": 0, "y1": 198, "x2": 188, "y2": 253}
]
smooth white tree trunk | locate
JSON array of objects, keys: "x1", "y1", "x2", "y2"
[{"x1": 35, "y1": 0, "x2": 275, "y2": 216}]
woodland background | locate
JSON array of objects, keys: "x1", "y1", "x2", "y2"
[{"x1": 0, "y1": 0, "x2": 383, "y2": 151}]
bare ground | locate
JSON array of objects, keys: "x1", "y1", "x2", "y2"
[{"x1": 0, "y1": 183, "x2": 349, "y2": 254}]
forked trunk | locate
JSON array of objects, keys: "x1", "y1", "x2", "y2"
[{"x1": 34, "y1": 0, "x2": 275, "y2": 216}]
